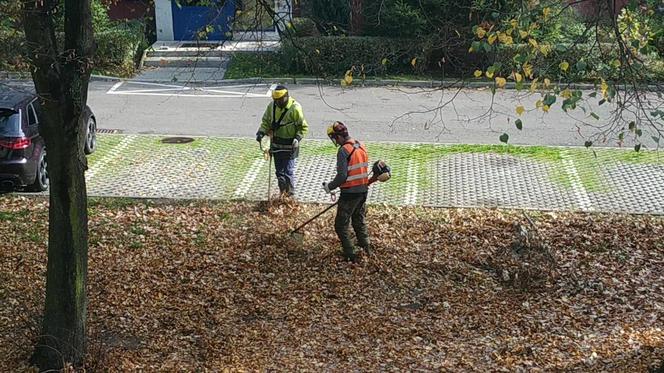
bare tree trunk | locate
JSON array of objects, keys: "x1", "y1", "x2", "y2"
[
  {"x1": 349, "y1": 0, "x2": 363, "y2": 35},
  {"x1": 22, "y1": 0, "x2": 94, "y2": 369}
]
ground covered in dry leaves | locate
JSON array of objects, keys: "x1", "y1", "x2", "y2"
[{"x1": 1, "y1": 196, "x2": 663, "y2": 371}]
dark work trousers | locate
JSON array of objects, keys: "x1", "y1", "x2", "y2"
[
  {"x1": 334, "y1": 192, "x2": 369, "y2": 258},
  {"x1": 273, "y1": 152, "x2": 296, "y2": 195}
]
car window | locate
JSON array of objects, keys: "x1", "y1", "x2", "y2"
[
  {"x1": 27, "y1": 103, "x2": 38, "y2": 126},
  {"x1": 0, "y1": 109, "x2": 24, "y2": 137}
]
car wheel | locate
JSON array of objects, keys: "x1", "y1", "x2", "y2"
[
  {"x1": 28, "y1": 148, "x2": 49, "y2": 192},
  {"x1": 84, "y1": 115, "x2": 97, "y2": 155}
]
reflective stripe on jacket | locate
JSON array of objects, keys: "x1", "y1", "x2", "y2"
[{"x1": 340, "y1": 140, "x2": 369, "y2": 189}]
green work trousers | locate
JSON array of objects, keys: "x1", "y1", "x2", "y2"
[{"x1": 334, "y1": 192, "x2": 369, "y2": 259}]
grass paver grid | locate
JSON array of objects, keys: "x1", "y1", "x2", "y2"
[{"x1": 82, "y1": 134, "x2": 664, "y2": 214}]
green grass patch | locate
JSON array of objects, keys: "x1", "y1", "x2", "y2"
[
  {"x1": 0, "y1": 209, "x2": 29, "y2": 222},
  {"x1": 87, "y1": 134, "x2": 124, "y2": 166}
]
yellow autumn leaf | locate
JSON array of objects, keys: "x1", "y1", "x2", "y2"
[
  {"x1": 536, "y1": 100, "x2": 544, "y2": 108},
  {"x1": 530, "y1": 78, "x2": 539, "y2": 92},
  {"x1": 543, "y1": 105, "x2": 550, "y2": 113},
  {"x1": 539, "y1": 44, "x2": 552, "y2": 57},
  {"x1": 559, "y1": 61, "x2": 570, "y2": 72},
  {"x1": 488, "y1": 34, "x2": 497, "y2": 45},
  {"x1": 523, "y1": 63, "x2": 533, "y2": 79},
  {"x1": 381, "y1": 58, "x2": 388, "y2": 65},
  {"x1": 514, "y1": 72, "x2": 523, "y2": 82},
  {"x1": 340, "y1": 79, "x2": 347, "y2": 86},
  {"x1": 561, "y1": 89, "x2": 572, "y2": 99},
  {"x1": 486, "y1": 70, "x2": 495, "y2": 79},
  {"x1": 497, "y1": 32, "x2": 508, "y2": 44},
  {"x1": 519, "y1": 30, "x2": 529, "y2": 39},
  {"x1": 344, "y1": 74, "x2": 353, "y2": 85},
  {"x1": 411, "y1": 58, "x2": 417, "y2": 67},
  {"x1": 528, "y1": 38, "x2": 539, "y2": 49},
  {"x1": 544, "y1": 78, "x2": 551, "y2": 88},
  {"x1": 543, "y1": 7, "x2": 551, "y2": 19},
  {"x1": 315, "y1": 49, "x2": 320, "y2": 54},
  {"x1": 510, "y1": 19, "x2": 518, "y2": 29},
  {"x1": 495, "y1": 77, "x2": 507, "y2": 88},
  {"x1": 516, "y1": 105, "x2": 525, "y2": 115},
  {"x1": 474, "y1": 70, "x2": 483, "y2": 78},
  {"x1": 601, "y1": 79, "x2": 609, "y2": 98},
  {"x1": 476, "y1": 27, "x2": 487, "y2": 39},
  {"x1": 504, "y1": 36, "x2": 514, "y2": 45},
  {"x1": 611, "y1": 59, "x2": 621, "y2": 68}
]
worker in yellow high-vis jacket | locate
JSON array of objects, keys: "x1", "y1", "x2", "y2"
[{"x1": 255, "y1": 85, "x2": 309, "y2": 196}]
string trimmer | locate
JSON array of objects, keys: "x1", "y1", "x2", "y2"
[
  {"x1": 289, "y1": 160, "x2": 391, "y2": 244},
  {"x1": 259, "y1": 136, "x2": 272, "y2": 211}
]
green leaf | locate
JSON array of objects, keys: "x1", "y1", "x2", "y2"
[
  {"x1": 629, "y1": 121, "x2": 636, "y2": 131},
  {"x1": 576, "y1": 61, "x2": 587, "y2": 71},
  {"x1": 499, "y1": 133, "x2": 509, "y2": 143},
  {"x1": 515, "y1": 119, "x2": 523, "y2": 130},
  {"x1": 652, "y1": 136, "x2": 660, "y2": 144},
  {"x1": 543, "y1": 94, "x2": 556, "y2": 107},
  {"x1": 618, "y1": 132, "x2": 625, "y2": 141},
  {"x1": 598, "y1": 99, "x2": 606, "y2": 106},
  {"x1": 590, "y1": 112, "x2": 599, "y2": 120},
  {"x1": 482, "y1": 42, "x2": 492, "y2": 53},
  {"x1": 588, "y1": 92, "x2": 597, "y2": 98},
  {"x1": 636, "y1": 129, "x2": 643, "y2": 137},
  {"x1": 584, "y1": 140, "x2": 593, "y2": 148},
  {"x1": 634, "y1": 144, "x2": 641, "y2": 152}
]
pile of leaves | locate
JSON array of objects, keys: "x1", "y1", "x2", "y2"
[{"x1": 1, "y1": 196, "x2": 663, "y2": 371}]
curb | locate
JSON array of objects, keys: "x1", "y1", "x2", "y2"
[{"x1": 4, "y1": 70, "x2": 662, "y2": 92}]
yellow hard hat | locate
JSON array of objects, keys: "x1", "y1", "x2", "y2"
[
  {"x1": 326, "y1": 124, "x2": 335, "y2": 137},
  {"x1": 327, "y1": 121, "x2": 348, "y2": 138},
  {"x1": 272, "y1": 84, "x2": 288, "y2": 100}
]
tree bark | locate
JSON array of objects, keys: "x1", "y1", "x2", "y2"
[
  {"x1": 22, "y1": 0, "x2": 94, "y2": 369},
  {"x1": 349, "y1": 0, "x2": 363, "y2": 35}
]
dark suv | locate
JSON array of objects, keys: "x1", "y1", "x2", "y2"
[{"x1": 0, "y1": 87, "x2": 97, "y2": 192}]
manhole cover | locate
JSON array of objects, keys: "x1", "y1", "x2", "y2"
[{"x1": 161, "y1": 137, "x2": 194, "y2": 144}]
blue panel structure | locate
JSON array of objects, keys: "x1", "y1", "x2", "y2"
[{"x1": 172, "y1": 0, "x2": 236, "y2": 40}]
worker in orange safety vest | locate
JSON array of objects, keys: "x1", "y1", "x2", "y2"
[{"x1": 322, "y1": 121, "x2": 373, "y2": 262}]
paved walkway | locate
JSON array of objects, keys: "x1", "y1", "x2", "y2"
[{"x1": 75, "y1": 134, "x2": 664, "y2": 214}]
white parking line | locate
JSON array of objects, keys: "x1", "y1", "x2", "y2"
[
  {"x1": 107, "y1": 81, "x2": 124, "y2": 94},
  {"x1": 106, "y1": 80, "x2": 273, "y2": 98},
  {"x1": 562, "y1": 154, "x2": 593, "y2": 211},
  {"x1": 86, "y1": 135, "x2": 137, "y2": 182},
  {"x1": 405, "y1": 158, "x2": 418, "y2": 205},
  {"x1": 233, "y1": 158, "x2": 266, "y2": 198}
]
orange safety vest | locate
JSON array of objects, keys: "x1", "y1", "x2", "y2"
[{"x1": 341, "y1": 140, "x2": 369, "y2": 189}]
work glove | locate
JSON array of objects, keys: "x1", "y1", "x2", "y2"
[
  {"x1": 322, "y1": 182, "x2": 331, "y2": 194},
  {"x1": 292, "y1": 138, "x2": 299, "y2": 149},
  {"x1": 255, "y1": 131, "x2": 264, "y2": 142}
]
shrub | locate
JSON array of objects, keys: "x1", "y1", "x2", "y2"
[
  {"x1": 281, "y1": 36, "x2": 427, "y2": 77},
  {"x1": 94, "y1": 21, "x2": 148, "y2": 77},
  {"x1": 288, "y1": 17, "x2": 319, "y2": 37},
  {"x1": 309, "y1": 0, "x2": 350, "y2": 35},
  {"x1": 0, "y1": 30, "x2": 28, "y2": 71}
]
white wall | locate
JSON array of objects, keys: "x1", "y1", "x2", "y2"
[{"x1": 155, "y1": 0, "x2": 174, "y2": 41}]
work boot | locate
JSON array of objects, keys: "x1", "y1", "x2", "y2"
[{"x1": 342, "y1": 246, "x2": 361, "y2": 263}]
